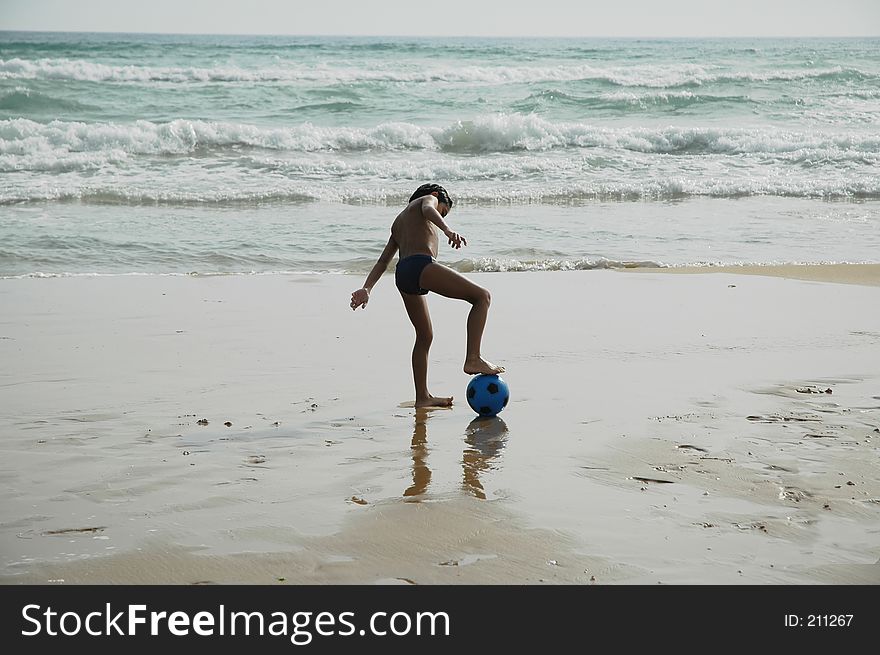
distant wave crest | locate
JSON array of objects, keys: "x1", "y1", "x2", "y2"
[
  {"x1": 1, "y1": 57, "x2": 875, "y2": 88},
  {"x1": 0, "y1": 87, "x2": 90, "y2": 112},
  {"x1": 5, "y1": 177, "x2": 879, "y2": 206},
  {"x1": 2, "y1": 116, "x2": 878, "y2": 159}
]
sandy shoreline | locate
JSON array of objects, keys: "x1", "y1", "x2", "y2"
[
  {"x1": 1, "y1": 266, "x2": 879, "y2": 584},
  {"x1": 636, "y1": 263, "x2": 880, "y2": 286}
]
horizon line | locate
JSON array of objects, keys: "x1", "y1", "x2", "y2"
[{"x1": 1, "y1": 28, "x2": 878, "y2": 39}]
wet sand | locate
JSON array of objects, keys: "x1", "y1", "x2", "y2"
[
  {"x1": 643, "y1": 263, "x2": 880, "y2": 286},
  {"x1": 1, "y1": 267, "x2": 878, "y2": 584}
]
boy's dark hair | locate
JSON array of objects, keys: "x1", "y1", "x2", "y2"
[{"x1": 409, "y1": 183, "x2": 453, "y2": 208}]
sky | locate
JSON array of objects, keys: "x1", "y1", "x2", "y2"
[{"x1": 0, "y1": 0, "x2": 878, "y2": 37}]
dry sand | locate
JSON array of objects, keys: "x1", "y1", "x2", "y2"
[{"x1": 1, "y1": 266, "x2": 879, "y2": 584}]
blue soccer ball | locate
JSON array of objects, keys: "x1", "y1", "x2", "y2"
[{"x1": 466, "y1": 374, "x2": 510, "y2": 417}]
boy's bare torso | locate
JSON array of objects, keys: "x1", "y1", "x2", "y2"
[{"x1": 391, "y1": 199, "x2": 440, "y2": 260}]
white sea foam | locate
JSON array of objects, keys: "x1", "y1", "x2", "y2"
[
  {"x1": 457, "y1": 258, "x2": 663, "y2": 272},
  {"x1": 6, "y1": 258, "x2": 872, "y2": 280},
  {"x1": 1, "y1": 57, "x2": 872, "y2": 88}
]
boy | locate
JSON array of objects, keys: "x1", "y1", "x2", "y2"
[{"x1": 350, "y1": 183, "x2": 504, "y2": 408}]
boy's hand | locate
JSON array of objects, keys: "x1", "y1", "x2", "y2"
[
  {"x1": 350, "y1": 287, "x2": 370, "y2": 310},
  {"x1": 444, "y1": 228, "x2": 467, "y2": 249}
]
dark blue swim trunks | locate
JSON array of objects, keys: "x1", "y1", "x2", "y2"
[{"x1": 395, "y1": 254, "x2": 434, "y2": 295}]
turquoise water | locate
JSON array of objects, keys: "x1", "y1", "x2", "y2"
[{"x1": 1, "y1": 32, "x2": 879, "y2": 275}]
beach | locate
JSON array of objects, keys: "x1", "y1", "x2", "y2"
[
  {"x1": 2, "y1": 266, "x2": 878, "y2": 584},
  {"x1": 2, "y1": 31, "x2": 879, "y2": 587}
]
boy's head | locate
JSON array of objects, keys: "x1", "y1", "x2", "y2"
[{"x1": 409, "y1": 184, "x2": 453, "y2": 212}]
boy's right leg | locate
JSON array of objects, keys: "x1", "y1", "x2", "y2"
[
  {"x1": 400, "y1": 292, "x2": 453, "y2": 408},
  {"x1": 418, "y1": 263, "x2": 504, "y2": 375}
]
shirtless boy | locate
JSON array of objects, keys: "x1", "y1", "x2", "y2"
[{"x1": 350, "y1": 183, "x2": 504, "y2": 408}]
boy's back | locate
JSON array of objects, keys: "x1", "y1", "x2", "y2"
[{"x1": 391, "y1": 197, "x2": 443, "y2": 260}]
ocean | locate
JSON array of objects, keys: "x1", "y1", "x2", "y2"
[{"x1": 1, "y1": 31, "x2": 878, "y2": 276}]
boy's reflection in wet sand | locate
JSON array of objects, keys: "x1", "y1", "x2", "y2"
[
  {"x1": 403, "y1": 408, "x2": 508, "y2": 500},
  {"x1": 403, "y1": 409, "x2": 432, "y2": 498},
  {"x1": 462, "y1": 415, "x2": 508, "y2": 499}
]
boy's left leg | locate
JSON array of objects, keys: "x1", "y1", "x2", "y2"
[
  {"x1": 418, "y1": 262, "x2": 504, "y2": 375},
  {"x1": 400, "y1": 292, "x2": 453, "y2": 408}
]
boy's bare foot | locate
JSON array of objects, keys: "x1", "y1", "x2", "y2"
[
  {"x1": 415, "y1": 395, "x2": 454, "y2": 408},
  {"x1": 463, "y1": 357, "x2": 505, "y2": 375}
]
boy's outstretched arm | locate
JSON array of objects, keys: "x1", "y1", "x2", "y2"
[
  {"x1": 420, "y1": 196, "x2": 467, "y2": 249},
  {"x1": 350, "y1": 234, "x2": 398, "y2": 310}
]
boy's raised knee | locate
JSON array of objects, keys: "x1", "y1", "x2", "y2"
[{"x1": 474, "y1": 287, "x2": 491, "y2": 307}]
